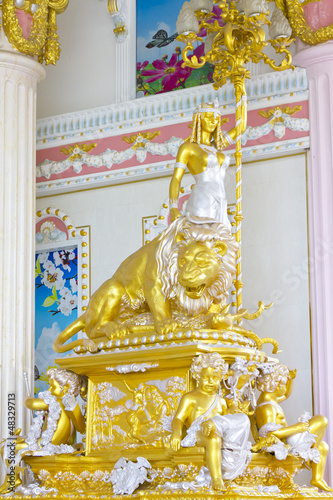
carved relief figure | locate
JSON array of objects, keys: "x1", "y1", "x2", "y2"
[
  {"x1": 170, "y1": 353, "x2": 251, "y2": 491},
  {"x1": 125, "y1": 383, "x2": 171, "y2": 443},
  {"x1": 169, "y1": 97, "x2": 247, "y2": 228},
  {"x1": 253, "y1": 363, "x2": 332, "y2": 492}
]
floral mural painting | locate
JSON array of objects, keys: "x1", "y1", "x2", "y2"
[
  {"x1": 136, "y1": 0, "x2": 223, "y2": 96},
  {"x1": 35, "y1": 247, "x2": 78, "y2": 394}
]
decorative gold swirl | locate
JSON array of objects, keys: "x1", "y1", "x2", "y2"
[
  {"x1": 258, "y1": 106, "x2": 302, "y2": 119},
  {"x1": 1, "y1": 0, "x2": 69, "y2": 64},
  {"x1": 275, "y1": 0, "x2": 333, "y2": 45}
]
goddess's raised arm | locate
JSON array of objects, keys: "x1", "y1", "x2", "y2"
[{"x1": 221, "y1": 95, "x2": 247, "y2": 147}]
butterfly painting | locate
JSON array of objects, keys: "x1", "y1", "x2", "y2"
[
  {"x1": 146, "y1": 29, "x2": 178, "y2": 48},
  {"x1": 136, "y1": 0, "x2": 222, "y2": 96}
]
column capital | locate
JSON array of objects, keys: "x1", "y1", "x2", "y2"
[
  {"x1": 294, "y1": 41, "x2": 333, "y2": 69},
  {"x1": 0, "y1": 48, "x2": 46, "y2": 82}
]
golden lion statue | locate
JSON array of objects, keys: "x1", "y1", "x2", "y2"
[{"x1": 53, "y1": 217, "x2": 238, "y2": 353}]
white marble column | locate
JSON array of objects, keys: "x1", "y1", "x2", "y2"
[
  {"x1": 294, "y1": 42, "x2": 333, "y2": 484},
  {"x1": 0, "y1": 38, "x2": 45, "y2": 467},
  {"x1": 114, "y1": 0, "x2": 136, "y2": 102}
]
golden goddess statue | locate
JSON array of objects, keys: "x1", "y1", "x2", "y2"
[{"x1": 169, "y1": 96, "x2": 247, "y2": 227}]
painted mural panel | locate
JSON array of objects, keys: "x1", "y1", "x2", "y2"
[
  {"x1": 136, "y1": 0, "x2": 223, "y2": 96},
  {"x1": 35, "y1": 247, "x2": 78, "y2": 394}
]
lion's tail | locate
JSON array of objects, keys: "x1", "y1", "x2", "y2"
[{"x1": 52, "y1": 314, "x2": 86, "y2": 353}]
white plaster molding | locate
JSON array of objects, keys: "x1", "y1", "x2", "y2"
[
  {"x1": 106, "y1": 362, "x2": 159, "y2": 373},
  {"x1": 36, "y1": 137, "x2": 309, "y2": 197},
  {"x1": 36, "y1": 68, "x2": 308, "y2": 149},
  {"x1": 108, "y1": 0, "x2": 129, "y2": 43},
  {"x1": 107, "y1": 0, "x2": 136, "y2": 102},
  {"x1": 241, "y1": 111, "x2": 309, "y2": 143},
  {"x1": 110, "y1": 457, "x2": 152, "y2": 496},
  {"x1": 36, "y1": 109, "x2": 308, "y2": 182}
]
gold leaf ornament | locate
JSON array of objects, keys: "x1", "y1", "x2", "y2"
[
  {"x1": 122, "y1": 131, "x2": 161, "y2": 150},
  {"x1": 258, "y1": 105, "x2": 302, "y2": 119},
  {"x1": 2, "y1": 0, "x2": 69, "y2": 64},
  {"x1": 60, "y1": 143, "x2": 97, "y2": 160},
  {"x1": 275, "y1": 0, "x2": 333, "y2": 45}
]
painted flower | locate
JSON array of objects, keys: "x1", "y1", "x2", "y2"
[
  {"x1": 137, "y1": 60, "x2": 148, "y2": 72},
  {"x1": 58, "y1": 288, "x2": 77, "y2": 316},
  {"x1": 142, "y1": 53, "x2": 191, "y2": 91},
  {"x1": 54, "y1": 250, "x2": 76, "y2": 271},
  {"x1": 38, "y1": 252, "x2": 50, "y2": 265},
  {"x1": 41, "y1": 265, "x2": 65, "y2": 290},
  {"x1": 70, "y1": 277, "x2": 78, "y2": 293}
]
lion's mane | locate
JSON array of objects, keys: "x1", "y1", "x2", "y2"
[{"x1": 156, "y1": 217, "x2": 238, "y2": 316}]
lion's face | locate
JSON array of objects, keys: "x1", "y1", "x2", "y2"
[
  {"x1": 177, "y1": 242, "x2": 221, "y2": 299},
  {"x1": 158, "y1": 217, "x2": 238, "y2": 317}
]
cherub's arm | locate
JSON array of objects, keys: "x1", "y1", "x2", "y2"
[
  {"x1": 277, "y1": 369, "x2": 296, "y2": 403},
  {"x1": 170, "y1": 394, "x2": 193, "y2": 451},
  {"x1": 66, "y1": 403, "x2": 86, "y2": 434},
  {"x1": 169, "y1": 143, "x2": 192, "y2": 222},
  {"x1": 25, "y1": 397, "x2": 49, "y2": 412}
]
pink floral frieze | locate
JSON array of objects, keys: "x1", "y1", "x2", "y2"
[{"x1": 36, "y1": 101, "x2": 309, "y2": 183}]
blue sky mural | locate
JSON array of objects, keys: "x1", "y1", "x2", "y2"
[
  {"x1": 35, "y1": 247, "x2": 78, "y2": 393},
  {"x1": 136, "y1": 0, "x2": 223, "y2": 96}
]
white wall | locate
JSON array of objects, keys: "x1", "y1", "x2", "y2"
[
  {"x1": 36, "y1": 152, "x2": 312, "y2": 427},
  {"x1": 37, "y1": 0, "x2": 117, "y2": 118},
  {"x1": 240, "y1": 154, "x2": 312, "y2": 424}
]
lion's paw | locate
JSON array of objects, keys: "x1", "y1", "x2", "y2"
[
  {"x1": 82, "y1": 338, "x2": 99, "y2": 353},
  {"x1": 114, "y1": 324, "x2": 130, "y2": 339},
  {"x1": 97, "y1": 321, "x2": 129, "y2": 340},
  {"x1": 210, "y1": 313, "x2": 233, "y2": 330},
  {"x1": 156, "y1": 319, "x2": 178, "y2": 335}
]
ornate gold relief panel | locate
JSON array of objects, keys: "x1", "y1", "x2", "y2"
[{"x1": 86, "y1": 370, "x2": 188, "y2": 454}]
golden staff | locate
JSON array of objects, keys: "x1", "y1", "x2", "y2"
[{"x1": 177, "y1": 0, "x2": 294, "y2": 316}]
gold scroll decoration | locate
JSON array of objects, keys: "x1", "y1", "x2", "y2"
[
  {"x1": 275, "y1": 0, "x2": 333, "y2": 45},
  {"x1": 2, "y1": 0, "x2": 69, "y2": 65}
]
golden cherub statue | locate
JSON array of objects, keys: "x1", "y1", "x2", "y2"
[
  {"x1": 253, "y1": 363, "x2": 332, "y2": 492},
  {"x1": 0, "y1": 369, "x2": 86, "y2": 494},
  {"x1": 169, "y1": 96, "x2": 247, "y2": 227},
  {"x1": 170, "y1": 353, "x2": 251, "y2": 491}
]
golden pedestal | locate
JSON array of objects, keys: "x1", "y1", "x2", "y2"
[{"x1": 20, "y1": 331, "x2": 332, "y2": 499}]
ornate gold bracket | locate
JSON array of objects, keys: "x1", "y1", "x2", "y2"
[
  {"x1": 1, "y1": 0, "x2": 69, "y2": 65},
  {"x1": 275, "y1": 0, "x2": 333, "y2": 45}
]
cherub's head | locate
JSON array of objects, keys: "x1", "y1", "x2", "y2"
[
  {"x1": 191, "y1": 353, "x2": 228, "y2": 394},
  {"x1": 257, "y1": 363, "x2": 291, "y2": 394},
  {"x1": 47, "y1": 368, "x2": 83, "y2": 398}
]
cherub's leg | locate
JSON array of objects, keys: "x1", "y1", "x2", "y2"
[
  {"x1": 308, "y1": 415, "x2": 328, "y2": 447},
  {"x1": 310, "y1": 441, "x2": 333, "y2": 491},
  {"x1": 0, "y1": 440, "x2": 27, "y2": 493},
  {"x1": 197, "y1": 432, "x2": 224, "y2": 491}
]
